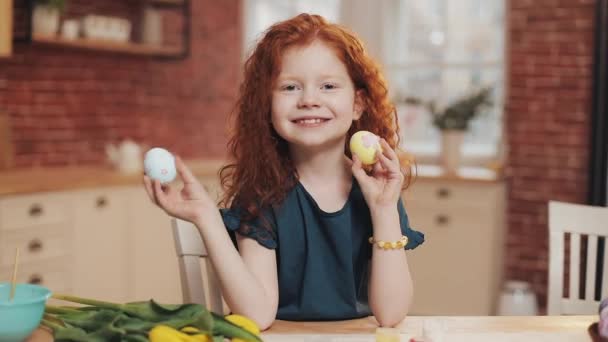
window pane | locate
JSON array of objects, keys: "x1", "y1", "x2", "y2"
[
  {"x1": 244, "y1": 0, "x2": 291, "y2": 52},
  {"x1": 445, "y1": 0, "x2": 504, "y2": 63},
  {"x1": 384, "y1": 0, "x2": 504, "y2": 66},
  {"x1": 244, "y1": 0, "x2": 341, "y2": 53},
  {"x1": 383, "y1": 0, "x2": 446, "y2": 66},
  {"x1": 295, "y1": 0, "x2": 341, "y2": 22},
  {"x1": 388, "y1": 68, "x2": 442, "y2": 146}
]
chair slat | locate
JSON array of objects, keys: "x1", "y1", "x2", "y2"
[
  {"x1": 585, "y1": 235, "x2": 598, "y2": 300},
  {"x1": 569, "y1": 233, "x2": 580, "y2": 300},
  {"x1": 547, "y1": 231, "x2": 565, "y2": 315}
]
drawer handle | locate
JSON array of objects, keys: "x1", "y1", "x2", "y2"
[
  {"x1": 96, "y1": 196, "x2": 108, "y2": 208},
  {"x1": 28, "y1": 239, "x2": 43, "y2": 252},
  {"x1": 29, "y1": 204, "x2": 44, "y2": 217},
  {"x1": 28, "y1": 274, "x2": 43, "y2": 285},
  {"x1": 437, "y1": 188, "x2": 451, "y2": 198},
  {"x1": 436, "y1": 214, "x2": 450, "y2": 226}
]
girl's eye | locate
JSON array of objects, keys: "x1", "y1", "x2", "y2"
[
  {"x1": 322, "y1": 83, "x2": 337, "y2": 90},
  {"x1": 281, "y1": 84, "x2": 299, "y2": 91}
]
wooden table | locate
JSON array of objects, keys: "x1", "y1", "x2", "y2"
[{"x1": 28, "y1": 315, "x2": 599, "y2": 341}]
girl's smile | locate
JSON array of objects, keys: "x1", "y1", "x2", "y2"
[{"x1": 291, "y1": 116, "x2": 332, "y2": 127}]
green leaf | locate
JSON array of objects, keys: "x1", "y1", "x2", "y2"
[
  {"x1": 52, "y1": 294, "x2": 209, "y2": 323},
  {"x1": 53, "y1": 326, "x2": 105, "y2": 342},
  {"x1": 121, "y1": 334, "x2": 150, "y2": 342},
  {"x1": 427, "y1": 86, "x2": 494, "y2": 131},
  {"x1": 60, "y1": 309, "x2": 119, "y2": 331}
]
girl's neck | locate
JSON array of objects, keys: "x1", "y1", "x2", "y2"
[{"x1": 290, "y1": 142, "x2": 350, "y2": 187}]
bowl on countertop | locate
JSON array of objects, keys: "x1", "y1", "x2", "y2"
[{"x1": 0, "y1": 283, "x2": 52, "y2": 342}]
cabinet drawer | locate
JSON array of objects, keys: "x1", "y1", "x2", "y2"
[
  {"x1": 403, "y1": 181, "x2": 501, "y2": 206},
  {"x1": 0, "y1": 193, "x2": 70, "y2": 230},
  {"x1": 0, "y1": 258, "x2": 70, "y2": 293},
  {"x1": 0, "y1": 227, "x2": 70, "y2": 267}
]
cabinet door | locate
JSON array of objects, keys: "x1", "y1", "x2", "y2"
[
  {"x1": 403, "y1": 181, "x2": 505, "y2": 315},
  {"x1": 71, "y1": 188, "x2": 129, "y2": 302},
  {"x1": 126, "y1": 186, "x2": 182, "y2": 303}
]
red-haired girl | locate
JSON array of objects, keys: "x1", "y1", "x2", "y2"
[{"x1": 144, "y1": 13, "x2": 424, "y2": 330}]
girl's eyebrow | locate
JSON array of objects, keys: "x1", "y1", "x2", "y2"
[{"x1": 276, "y1": 73, "x2": 345, "y2": 81}]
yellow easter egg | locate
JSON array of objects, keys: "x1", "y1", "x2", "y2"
[{"x1": 349, "y1": 130, "x2": 382, "y2": 165}]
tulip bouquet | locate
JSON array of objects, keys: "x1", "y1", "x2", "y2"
[{"x1": 42, "y1": 294, "x2": 262, "y2": 342}]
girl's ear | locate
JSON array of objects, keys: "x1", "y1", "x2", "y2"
[{"x1": 353, "y1": 89, "x2": 365, "y2": 120}]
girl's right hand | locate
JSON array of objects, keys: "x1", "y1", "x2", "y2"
[{"x1": 143, "y1": 156, "x2": 217, "y2": 225}]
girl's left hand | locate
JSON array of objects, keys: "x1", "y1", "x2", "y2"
[{"x1": 351, "y1": 138, "x2": 404, "y2": 210}]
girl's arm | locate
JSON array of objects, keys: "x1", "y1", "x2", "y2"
[
  {"x1": 351, "y1": 139, "x2": 412, "y2": 326},
  {"x1": 194, "y1": 212, "x2": 279, "y2": 330},
  {"x1": 143, "y1": 157, "x2": 278, "y2": 330},
  {"x1": 367, "y1": 207, "x2": 413, "y2": 327}
]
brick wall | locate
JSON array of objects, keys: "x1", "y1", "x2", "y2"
[
  {"x1": 0, "y1": 0, "x2": 241, "y2": 167},
  {"x1": 506, "y1": 0, "x2": 596, "y2": 310}
]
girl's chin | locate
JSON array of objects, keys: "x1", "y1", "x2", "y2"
[{"x1": 287, "y1": 136, "x2": 347, "y2": 150}]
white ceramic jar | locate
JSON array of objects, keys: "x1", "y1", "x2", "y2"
[{"x1": 497, "y1": 280, "x2": 539, "y2": 316}]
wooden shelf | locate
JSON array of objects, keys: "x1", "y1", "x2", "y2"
[{"x1": 32, "y1": 35, "x2": 183, "y2": 57}]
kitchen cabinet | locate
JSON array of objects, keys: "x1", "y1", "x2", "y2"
[
  {"x1": 0, "y1": 191, "x2": 73, "y2": 306},
  {"x1": 0, "y1": 0, "x2": 12, "y2": 57},
  {"x1": 403, "y1": 177, "x2": 506, "y2": 315},
  {"x1": 0, "y1": 170, "x2": 223, "y2": 304},
  {"x1": 127, "y1": 186, "x2": 183, "y2": 303},
  {"x1": 71, "y1": 188, "x2": 129, "y2": 302}
]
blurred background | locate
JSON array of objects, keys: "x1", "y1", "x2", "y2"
[{"x1": 0, "y1": 0, "x2": 606, "y2": 317}]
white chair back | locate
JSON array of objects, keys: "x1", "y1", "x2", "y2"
[
  {"x1": 548, "y1": 201, "x2": 608, "y2": 315},
  {"x1": 171, "y1": 218, "x2": 224, "y2": 313}
]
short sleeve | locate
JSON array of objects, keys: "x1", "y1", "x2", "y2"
[
  {"x1": 219, "y1": 207, "x2": 277, "y2": 249},
  {"x1": 398, "y1": 198, "x2": 425, "y2": 250}
]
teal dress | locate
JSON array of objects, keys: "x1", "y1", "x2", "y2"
[{"x1": 220, "y1": 179, "x2": 424, "y2": 321}]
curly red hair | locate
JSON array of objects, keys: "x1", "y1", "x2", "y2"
[{"x1": 220, "y1": 13, "x2": 413, "y2": 223}]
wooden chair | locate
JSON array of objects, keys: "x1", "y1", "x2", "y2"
[
  {"x1": 548, "y1": 201, "x2": 608, "y2": 315},
  {"x1": 171, "y1": 217, "x2": 224, "y2": 313}
]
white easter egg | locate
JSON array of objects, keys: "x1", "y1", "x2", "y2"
[{"x1": 144, "y1": 147, "x2": 177, "y2": 184}]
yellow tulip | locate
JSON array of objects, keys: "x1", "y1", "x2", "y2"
[
  {"x1": 150, "y1": 325, "x2": 211, "y2": 342},
  {"x1": 149, "y1": 325, "x2": 188, "y2": 342},
  {"x1": 225, "y1": 314, "x2": 261, "y2": 342}
]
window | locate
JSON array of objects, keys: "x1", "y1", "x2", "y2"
[
  {"x1": 242, "y1": 0, "x2": 505, "y2": 164},
  {"x1": 242, "y1": 0, "x2": 341, "y2": 54},
  {"x1": 381, "y1": 0, "x2": 505, "y2": 162}
]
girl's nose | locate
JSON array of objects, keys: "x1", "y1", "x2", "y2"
[{"x1": 297, "y1": 88, "x2": 320, "y2": 108}]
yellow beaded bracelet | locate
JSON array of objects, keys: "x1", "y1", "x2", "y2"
[{"x1": 368, "y1": 235, "x2": 409, "y2": 250}]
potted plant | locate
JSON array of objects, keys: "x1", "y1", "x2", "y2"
[
  {"x1": 32, "y1": 0, "x2": 66, "y2": 37},
  {"x1": 427, "y1": 86, "x2": 494, "y2": 173}
]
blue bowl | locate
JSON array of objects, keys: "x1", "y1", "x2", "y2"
[{"x1": 0, "y1": 283, "x2": 51, "y2": 342}]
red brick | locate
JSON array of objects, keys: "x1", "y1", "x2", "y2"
[
  {"x1": 505, "y1": 0, "x2": 594, "y2": 311},
  {"x1": 1, "y1": 0, "x2": 241, "y2": 165}
]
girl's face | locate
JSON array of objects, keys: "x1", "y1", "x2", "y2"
[{"x1": 271, "y1": 40, "x2": 363, "y2": 152}]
